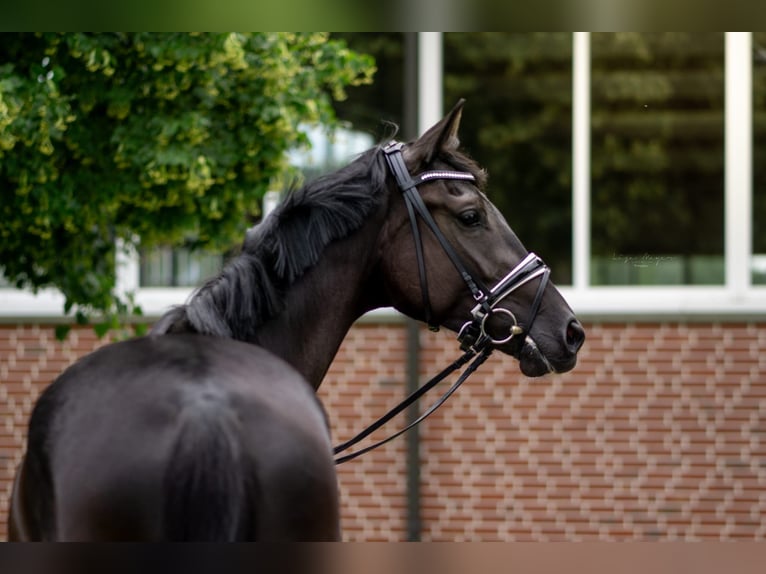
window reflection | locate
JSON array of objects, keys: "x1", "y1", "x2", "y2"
[
  {"x1": 331, "y1": 33, "x2": 406, "y2": 137},
  {"x1": 753, "y1": 32, "x2": 766, "y2": 285},
  {"x1": 590, "y1": 33, "x2": 725, "y2": 285},
  {"x1": 140, "y1": 247, "x2": 222, "y2": 288}
]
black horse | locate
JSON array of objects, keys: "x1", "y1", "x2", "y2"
[{"x1": 7, "y1": 101, "x2": 584, "y2": 541}]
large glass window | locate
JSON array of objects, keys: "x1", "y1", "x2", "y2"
[
  {"x1": 753, "y1": 32, "x2": 766, "y2": 285},
  {"x1": 139, "y1": 247, "x2": 223, "y2": 287},
  {"x1": 444, "y1": 33, "x2": 574, "y2": 285},
  {"x1": 331, "y1": 33, "x2": 406, "y2": 138},
  {"x1": 590, "y1": 33, "x2": 725, "y2": 285}
]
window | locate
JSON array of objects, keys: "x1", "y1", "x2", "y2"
[
  {"x1": 590, "y1": 33, "x2": 726, "y2": 286},
  {"x1": 331, "y1": 33, "x2": 406, "y2": 136},
  {"x1": 287, "y1": 124, "x2": 375, "y2": 180},
  {"x1": 753, "y1": 32, "x2": 766, "y2": 285},
  {"x1": 139, "y1": 247, "x2": 223, "y2": 288}
]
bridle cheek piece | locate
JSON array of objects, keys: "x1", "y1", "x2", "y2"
[
  {"x1": 382, "y1": 141, "x2": 550, "y2": 353},
  {"x1": 332, "y1": 142, "x2": 551, "y2": 464}
]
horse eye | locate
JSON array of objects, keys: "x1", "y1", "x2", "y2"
[{"x1": 458, "y1": 210, "x2": 482, "y2": 228}]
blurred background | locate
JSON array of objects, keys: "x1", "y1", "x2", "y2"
[{"x1": 2, "y1": 32, "x2": 766, "y2": 540}]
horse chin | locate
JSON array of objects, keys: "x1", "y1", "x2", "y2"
[{"x1": 515, "y1": 336, "x2": 556, "y2": 378}]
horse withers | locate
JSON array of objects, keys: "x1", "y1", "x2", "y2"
[{"x1": 8, "y1": 100, "x2": 584, "y2": 541}]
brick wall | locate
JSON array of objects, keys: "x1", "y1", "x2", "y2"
[{"x1": 2, "y1": 321, "x2": 765, "y2": 541}]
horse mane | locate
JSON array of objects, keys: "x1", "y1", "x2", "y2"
[{"x1": 154, "y1": 146, "x2": 390, "y2": 341}]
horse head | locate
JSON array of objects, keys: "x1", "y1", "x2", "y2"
[{"x1": 378, "y1": 100, "x2": 584, "y2": 377}]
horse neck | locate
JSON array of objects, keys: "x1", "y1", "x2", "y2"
[{"x1": 252, "y1": 209, "x2": 387, "y2": 390}]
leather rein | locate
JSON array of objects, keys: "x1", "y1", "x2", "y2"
[{"x1": 333, "y1": 141, "x2": 550, "y2": 464}]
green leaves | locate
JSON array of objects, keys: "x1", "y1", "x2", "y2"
[{"x1": 0, "y1": 33, "x2": 374, "y2": 335}]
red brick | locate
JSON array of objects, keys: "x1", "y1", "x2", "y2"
[{"x1": 3, "y1": 321, "x2": 766, "y2": 541}]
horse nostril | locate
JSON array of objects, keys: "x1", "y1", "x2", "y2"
[{"x1": 565, "y1": 319, "x2": 585, "y2": 353}]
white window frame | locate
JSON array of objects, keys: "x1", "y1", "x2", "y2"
[
  {"x1": 563, "y1": 32, "x2": 765, "y2": 320},
  {"x1": 2, "y1": 32, "x2": 765, "y2": 322}
]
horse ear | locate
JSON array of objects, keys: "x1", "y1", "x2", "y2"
[{"x1": 410, "y1": 99, "x2": 465, "y2": 165}]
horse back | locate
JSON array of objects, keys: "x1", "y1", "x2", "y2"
[{"x1": 12, "y1": 334, "x2": 339, "y2": 541}]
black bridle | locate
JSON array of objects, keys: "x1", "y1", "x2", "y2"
[{"x1": 333, "y1": 141, "x2": 550, "y2": 464}]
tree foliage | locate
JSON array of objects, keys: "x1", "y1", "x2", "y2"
[{"x1": 0, "y1": 32, "x2": 374, "y2": 323}]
